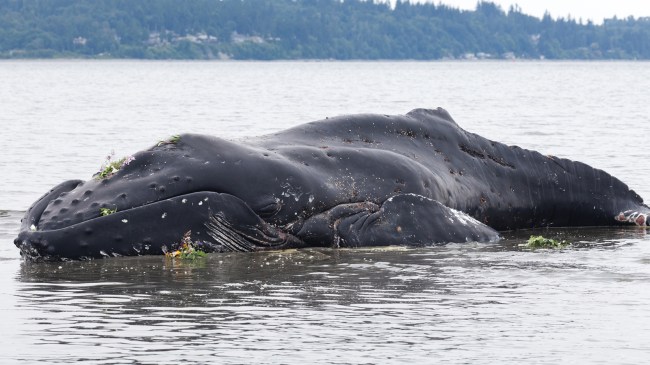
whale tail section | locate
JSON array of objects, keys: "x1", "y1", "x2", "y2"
[{"x1": 615, "y1": 209, "x2": 649, "y2": 226}]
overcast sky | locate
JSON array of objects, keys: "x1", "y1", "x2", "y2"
[{"x1": 407, "y1": 1, "x2": 650, "y2": 23}]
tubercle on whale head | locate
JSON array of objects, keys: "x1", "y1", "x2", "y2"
[{"x1": 18, "y1": 179, "x2": 85, "y2": 233}]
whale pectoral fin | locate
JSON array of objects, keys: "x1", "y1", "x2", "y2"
[
  {"x1": 337, "y1": 194, "x2": 500, "y2": 247},
  {"x1": 339, "y1": 194, "x2": 500, "y2": 247},
  {"x1": 296, "y1": 201, "x2": 380, "y2": 247},
  {"x1": 297, "y1": 194, "x2": 499, "y2": 248}
]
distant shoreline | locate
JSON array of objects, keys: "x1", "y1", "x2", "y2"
[
  {"x1": 1, "y1": 57, "x2": 648, "y2": 62},
  {"x1": 3, "y1": 0, "x2": 649, "y2": 62}
]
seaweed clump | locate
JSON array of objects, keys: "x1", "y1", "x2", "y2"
[
  {"x1": 524, "y1": 235, "x2": 570, "y2": 249},
  {"x1": 165, "y1": 231, "x2": 207, "y2": 260}
]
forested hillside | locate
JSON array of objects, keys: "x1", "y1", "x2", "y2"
[{"x1": 1, "y1": 0, "x2": 649, "y2": 59}]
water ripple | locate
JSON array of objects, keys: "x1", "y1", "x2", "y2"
[{"x1": 0, "y1": 230, "x2": 646, "y2": 363}]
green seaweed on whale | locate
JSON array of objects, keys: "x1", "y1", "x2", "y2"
[
  {"x1": 96, "y1": 150, "x2": 135, "y2": 179},
  {"x1": 157, "y1": 134, "x2": 181, "y2": 146},
  {"x1": 99, "y1": 207, "x2": 117, "y2": 216}
]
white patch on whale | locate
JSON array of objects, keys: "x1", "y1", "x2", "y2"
[{"x1": 398, "y1": 193, "x2": 484, "y2": 227}]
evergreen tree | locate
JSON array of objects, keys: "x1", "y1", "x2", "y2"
[{"x1": 0, "y1": 0, "x2": 648, "y2": 59}]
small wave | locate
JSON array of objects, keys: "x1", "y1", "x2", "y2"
[
  {"x1": 21, "y1": 281, "x2": 127, "y2": 288},
  {"x1": 0, "y1": 210, "x2": 25, "y2": 217},
  {"x1": 522, "y1": 131, "x2": 553, "y2": 136},
  {"x1": 0, "y1": 211, "x2": 22, "y2": 236}
]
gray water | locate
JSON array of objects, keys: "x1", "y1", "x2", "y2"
[{"x1": 1, "y1": 61, "x2": 649, "y2": 364}]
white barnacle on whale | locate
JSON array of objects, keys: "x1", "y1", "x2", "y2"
[{"x1": 280, "y1": 182, "x2": 304, "y2": 201}]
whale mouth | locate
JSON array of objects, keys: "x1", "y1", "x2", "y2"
[{"x1": 16, "y1": 190, "x2": 301, "y2": 261}]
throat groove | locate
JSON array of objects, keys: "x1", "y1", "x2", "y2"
[{"x1": 205, "y1": 214, "x2": 256, "y2": 252}]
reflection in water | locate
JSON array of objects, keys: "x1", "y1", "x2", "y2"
[{"x1": 11, "y1": 229, "x2": 650, "y2": 363}]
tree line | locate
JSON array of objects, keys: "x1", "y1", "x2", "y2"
[{"x1": 1, "y1": 0, "x2": 649, "y2": 60}]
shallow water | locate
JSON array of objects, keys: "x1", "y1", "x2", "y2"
[{"x1": 1, "y1": 61, "x2": 649, "y2": 363}]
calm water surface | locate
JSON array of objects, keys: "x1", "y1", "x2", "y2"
[{"x1": 1, "y1": 61, "x2": 649, "y2": 363}]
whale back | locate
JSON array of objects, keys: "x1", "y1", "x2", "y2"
[{"x1": 251, "y1": 108, "x2": 647, "y2": 230}]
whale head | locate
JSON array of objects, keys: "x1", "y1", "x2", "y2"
[{"x1": 14, "y1": 134, "x2": 316, "y2": 260}]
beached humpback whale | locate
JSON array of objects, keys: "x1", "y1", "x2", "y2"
[{"x1": 14, "y1": 108, "x2": 649, "y2": 260}]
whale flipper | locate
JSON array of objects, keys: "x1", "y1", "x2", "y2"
[{"x1": 297, "y1": 194, "x2": 499, "y2": 248}]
